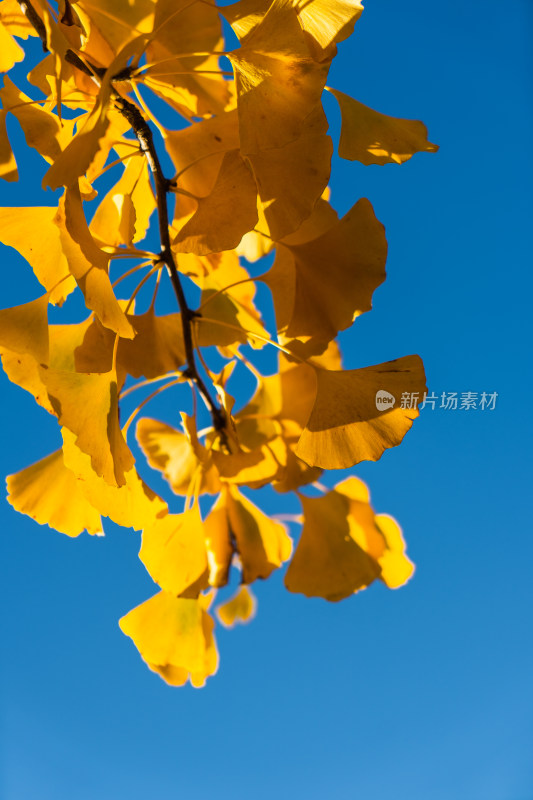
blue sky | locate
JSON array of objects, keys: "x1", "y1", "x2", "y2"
[{"x1": 1, "y1": 1, "x2": 532, "y2": 798}]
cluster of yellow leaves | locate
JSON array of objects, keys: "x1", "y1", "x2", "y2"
[{"x1": 0, "y1": 0, "x2": 437, "y2": 686}]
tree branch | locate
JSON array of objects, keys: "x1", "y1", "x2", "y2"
[{"x1": 17, "y1": 0, "x2": 227, "y2": 441}]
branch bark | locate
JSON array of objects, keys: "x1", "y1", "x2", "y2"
[{"x1": 17, "y1": 0, "x2": 227, "y2": 439}]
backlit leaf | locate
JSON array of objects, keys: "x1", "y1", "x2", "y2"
[
  {"x1": 329, "y1": 88, "x2": 439, "y2": 165},
  {"x1": 119, "y1": 591, "x2": 218, "y2": 687},
  {"x1": 216, "y1": 585, "x2": 256, "y2": 627},
  {"x1": 6, "y1": 449, "x2": 103, "y2": 537},
  {"x1": 295, "y1": 356, "x2": 427, "y2": 468}
]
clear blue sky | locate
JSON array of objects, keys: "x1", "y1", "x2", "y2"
[{"x1": 1, "y1": 1, "x2": 532, "y2": 799}]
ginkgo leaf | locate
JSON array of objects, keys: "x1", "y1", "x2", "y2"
[
  {"x1": 0, "y1": 76, "x2": 76, "y2": 165},
  {"x1": 0, "y1": 21, "x2": 25, "y2": 73},
  {"x1": 42, "y1": 83, "x2": 111, "y2": 191},
  {"x1": 284, "y1": 490, "x2": 382, "y2": 601},
  {"x1": 166, "y1": 110, "x2": 240, "y2": 224},
  {"x1": 62, "y1": 427, "x2": 168, "y2": 531},
  {"x1": 136, "y1": 417, "x2": 221, "y2": 496},
  {"x1": 0, "y1": 206, "x2": 75, "y2": 304},
  {"x1": 0, "y1": 294, "x2": 49, "y2": 364},
  {"x1": 195, "y1": 254, "x2": 267, "y2": 349},
  {"x1": 0, "y1": 0, "x2": 36, "y2": 39},
  {"x1": 226, "y1": 485, "x2": 292, "y2": 583},
  {"x1": 216, "y1": 585, "x2": 256, "y2": 627},
  {"x1": 328, "y1": 88, "x2": 439, "y2": 165},
  {"x1": 229, "y1": 0, "x2": 330, "y2": 154},
  {"x1": 211, "y1": 439, "x2": 285, "y2": 488},
  {"x1": 6, "y1": 449, "x2": 103, "y2": 538},
  {"x1": 374, "y1": 514, "x2": 415, "y2": 589},
  {"x1": 284, "y1": 474, "x2": 413, "y2": 602},
  {"x1": 223, "y1": 0, "x2": 363, "y2": 55},
  {"x1": 139, "y1": 505, "x2": 208, "y2": 595},
  {"x1": 90, "y1": 150, "x2": 155, "y2": 247},
  {"x1": 119, "y1": 591, "x2": 218, "y2": 688},
  {"x1": 0, "y1": 316, "x2": 95, "y2": 414},
  {"x1": 144, "y1": 0, "x2": 231, "y2": 118},
  {"x1": 38, "y1": 366, "x2": 135, "y2": 486},
  {"x1": 263, "y1": 198, "x2": 387, "y2": 357},
  {"x1": 174, "y1": 150, "x2": 258, "y2": 255},
  {"x1": 56, "y1": 185, "x2": 135, "y2": 338},
  {"x1": 246, "y1": 106, "x2": 332, "y2": 240},
  {"x1": 295, "y1": 355, "x2": 427, "y2": 469},
  {"x1": 0, "y1": 109, "x2": 17, "y2": 182}
]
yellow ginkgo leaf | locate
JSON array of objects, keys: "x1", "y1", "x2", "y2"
[
  {"x1": 38, "y1": 366, "x2": 135, "y2": 487},
  {"x1": 145, "y1": 0, "x2": 230, "y2": 119},
  {"x1": 139, "y1": 506, "x2": 208, "y2": 595},
  {"x1": 295, "y1": 355, "x2": 427, "y2": 469},
  {"x1": 6, "y1": 449, "x2": 103, "y2": 538},
  {"x1": 0, "y1": 0, "x2": 36, "y2": 39},
  {"x1": 0, "y1": 21, "x2": 25, "y2": 74},
  {"x1": 0, "y1": 294, "x2": 49, "y2": 364},
  {"x1": 328, "y1": 88, "x2": 439, "y2": 165},
  {"x1": 56, "y1": 185, "x2": 135, "y2": 338},
  {"x1": 119, "y1": 591, "x2": 218, "y2": 688},
  {"x1": 174, "y1": 150, "x2": 258, "y2": 255},
  {"x1": 211, "y1": 440, "x2": 284, "y2": 488},
  {"x1": 216, "y1": 585, "x2": 256, "y2": 627},
  {"x1": 62, "y1": 427, "x2": 168, "y2": 531},
  {"x1": 166, "y1": 110, "x2": 240, "y2": 224},
  {"x1": 225, "y1": 485, "x2": 292, "y2": 583},
  {"x1": 284, "y1": 490, "x2": 382, "y2": 601},
  {"x1": 195, "y1": 254, "x2": 267, "y2": 349},
  {"x1": 0, "y1": 76, "x2": 76, "y2": 165},
  {"x1": 263, "y1": 198, "x2": 387, "y2": 357},
  {"x1": 374, "y1": 514, "x2": 415, "y2": 589},
  {"x1": 246, "y1": 106, "x2": 333, "y2": 241},
  {"x1": 229, "y1": 0, "x2": 330, "y2": 155},
  {"x1": 223, "y1": 0, "x2": 363, "y2": 55},
  {"x1": 136, "y1": 417, "x2": 221, "y2": 496},
  {"x1": 0, "y1": 109, "x2": 17, "y2": 182},
  {"x1": 90, "y1": 149, "x2": 155, "y2": 247},
  {"x1": 0, "y1": 206, "x2": 75, "y2": 304}
]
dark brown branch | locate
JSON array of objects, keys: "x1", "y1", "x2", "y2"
[{"x1": 17, "y1": 0, "x2": 227, "y2": 441}]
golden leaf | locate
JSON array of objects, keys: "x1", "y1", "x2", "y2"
[
  {"x1": 174, "y1": 150, "x2": 258, "y2": 255},
  {"x1": 56, "y1": 185, "x2": 135, "y2": 338},
  {"x1": 0, "y1": 108, "x2": 17, "y2": 182},
  {"x1": 139, "y1": 505, "x2": 208, "y2": 595},
  {"x1": 0, "y1": 76, "x2": 76, "y2": 164},
  {"x1": 0, "y1": 206, "x2": 75, "y2": 304},
  {"x1": 90, "y1": 150, "x2": 155, "y2": 247},
  {"x1": 223, "y1": 0, "x2": 363, "y2": 55},
  {"x1": 295, "y1": 356, "x2": 427, "y2": 469},
  {"x1": 0, "y1": 20, "x2": 25, "y2": 73},
  {"x1": 6, "y1": 449, "x2": 103, "y2": 538},
  {"x1": 119, "y1": 591, "x2": 218, "y2": 688},
  {"x1": 38, "y1": 366, "x2": 135, "y2": 486},
  {"x1": 329, "y1": 88, "x2": 439, "y2": 165},
  {"x1": 246, "y1": 106, "x2": 332, "y2": 240},
  {"x1": 285, "y1": 489, "x2": 382, "y2": 600},
  {"x1": 229, "y1": 0, "x2": 330, "y2": 154},
  {"x1": 216, "y1": 585, "x2": 256, "y2": 627},
  {"x1": 374, "y1": 514, "x2": 415, "y2": 589},
  {"x1": 220, "y1": 486, "x2": 292, "y2": 583},
  {"x1": 136, "y1": 416, "x2": 221, "y2": 496},
  {"x1": 0, "y1": 294, "x2": 49, "y2": 364},
  {"x1": 62, "y1": 428, "x2": 168, "y2": 531},
  {"x1": 264, "y1": 198, "x2": 387, "y2": 357}
]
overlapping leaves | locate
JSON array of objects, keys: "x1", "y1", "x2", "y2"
[{"x1": 0, "y1": 0, "x2": 437, "y2": 687}]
